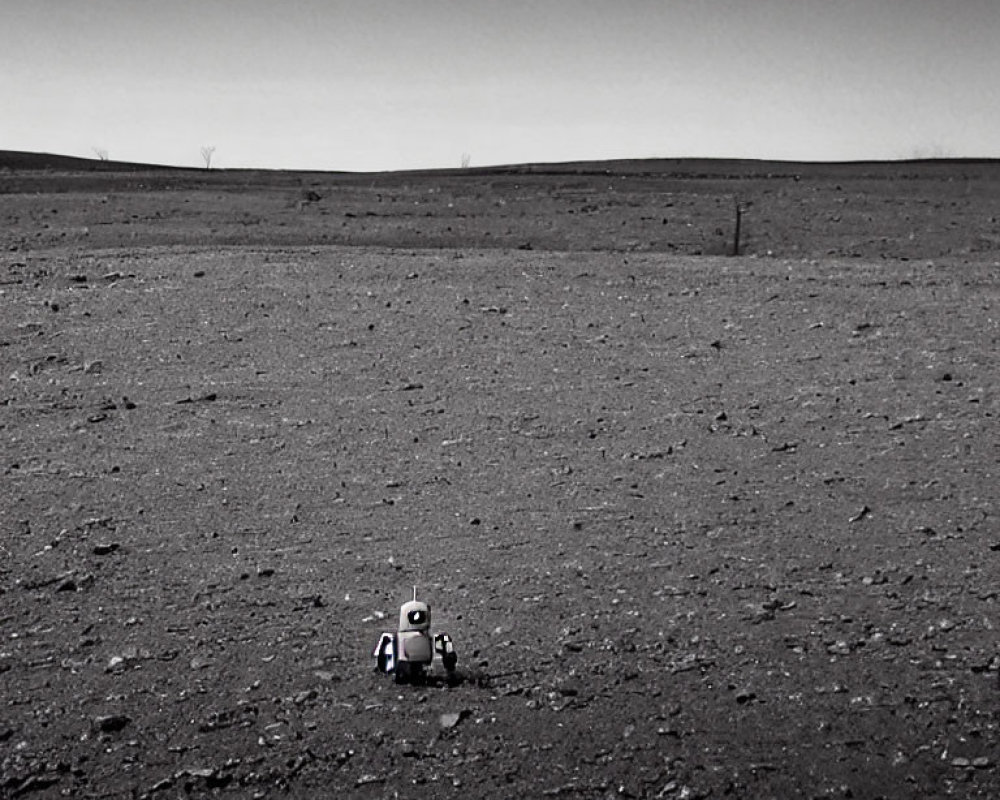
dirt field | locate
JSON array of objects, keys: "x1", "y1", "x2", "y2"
[{"x1": 2, "y1": 157, "x2": 999, "y2": 798}]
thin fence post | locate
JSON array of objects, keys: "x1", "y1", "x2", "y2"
[{"x1": 732, "y1": 197, "x2": 744, "y2": 256}]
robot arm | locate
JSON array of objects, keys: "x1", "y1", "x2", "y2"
[
  {"x1": 373, "y1": 632, "x2": 396, "y2": 674},
  {"x1": 434, "y1": 633, "x2": 458, "y2": 672}
]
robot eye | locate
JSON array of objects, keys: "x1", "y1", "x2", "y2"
[{"x1": 407, "y1": 609, "x2": 426, "y2": 625}]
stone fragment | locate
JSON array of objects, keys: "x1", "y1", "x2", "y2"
[
  {"x1": 439, "y1": 710, "x2": 469, "y2": 729},
  {"x1": 95, "y1": 713, "x2": 130, "y2": 733},
  {"x1": 827, "y1": 640, "x2": 852, "y2": 656},
  {"x1": 849, "y1": 505, "x2": 871, "y2": 523}
]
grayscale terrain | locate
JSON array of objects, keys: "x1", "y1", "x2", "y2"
[{"x1": 2, "y1": 154, "x2": 999, "y2": 798}]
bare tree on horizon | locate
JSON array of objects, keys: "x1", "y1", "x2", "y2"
[
  {"x1": 92, "y1": 147, "x2": 109, "y2": 162},
  {"x1": 201, "y1": 146, "x2": 216, "y2": 169}
]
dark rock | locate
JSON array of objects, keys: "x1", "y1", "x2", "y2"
[{"x1": 95, "y1": 714, "x2": 131, "y2": 733}]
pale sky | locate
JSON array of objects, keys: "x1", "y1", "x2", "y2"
[{"x1": 3, "y1": 0, "x2": 998, "y2": 171}]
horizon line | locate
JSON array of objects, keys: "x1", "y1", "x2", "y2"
[{"x1": 4, "y1": 147, "x2": 1000, "y2": 176}]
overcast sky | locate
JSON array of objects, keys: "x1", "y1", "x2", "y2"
[{"x1": 3, "y1": 0, "x2": 998, "y2": 171}]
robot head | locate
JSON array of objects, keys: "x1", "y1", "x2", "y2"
[{"x1": 398, "y1": 599, "x2": 431, "y2": 633}]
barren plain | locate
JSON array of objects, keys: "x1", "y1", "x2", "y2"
[{"x1": 2, "y1": 156, "x2": 999, "y2": 798}]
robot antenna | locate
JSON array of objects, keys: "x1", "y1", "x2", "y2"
[{"x1": 413, "y1": 585, "x2": 418, "y2": 602}]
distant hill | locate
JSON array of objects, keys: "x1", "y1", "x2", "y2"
[
  {"x1": 0, "y1": 149, "x2": 171, "y2": 172},
  {"x1": 1, "y1": 148, "x2": 997, "y2": 180},
  {"x1": 457, "y1": 156, "x2": 1000, "y2": 181}
]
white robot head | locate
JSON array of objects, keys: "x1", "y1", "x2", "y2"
[{"x1": 398, "y1": 586, "x2": 431, "y2": 633}]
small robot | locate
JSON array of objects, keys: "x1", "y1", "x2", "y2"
[{"x1": 372, "y1": 587, "x2": 457, "y2": 683}]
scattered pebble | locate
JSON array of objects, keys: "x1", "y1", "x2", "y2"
[{"x1": 827, "y1": 641, "x2": 852, "y2": 656}]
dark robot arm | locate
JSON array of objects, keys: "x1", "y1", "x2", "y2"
[{"x1": 434, "y1": 633, "x2": 457, "y2": 672}]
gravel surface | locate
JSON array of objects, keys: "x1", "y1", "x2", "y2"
[{"x1": 2, "y1": 161, "x2": 999, "y2": 798}]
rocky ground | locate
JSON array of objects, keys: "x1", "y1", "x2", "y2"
[{"x1": 1, "y1": 158, "x2": 999, "y2": 798}]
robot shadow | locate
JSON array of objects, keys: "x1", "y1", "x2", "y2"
[{"x1": 375, "y1": 666, "x2": 491, "y2": 690}]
